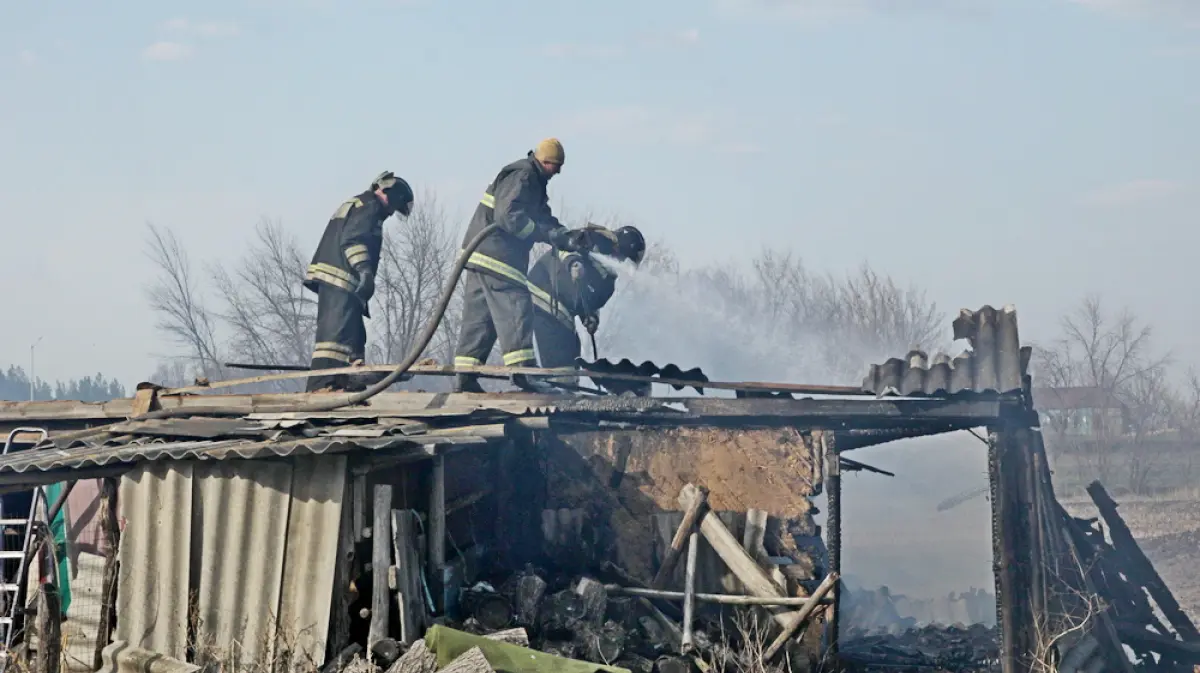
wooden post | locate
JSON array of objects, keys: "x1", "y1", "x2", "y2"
[
  {"x1": 743, "y1": 508, "x2": 784, "y2": 592},
  {"x1": 36, "y1": 583, "x2": 61, "y2": 673},
  {"x1": 428, "y1": 454, "x2": 446, "y2": 613},
  {"x1": 392, "y1": 509, "x2": 424, "y2": 645},
  {"x1": 1029, "y1": 453, "x2": 1047, "y2": 624},
  {"x1": 651, "y1": 485, "x2": 708, "y2": 590},
  {"x1": 989, "y1": 429, "x2": 1018, "y2": 673},
  {"x1": 352, "y1": 475, "x2": 367, "y2": 542},
  {"x1": 369, "y1": 483, "x2": 393, "y2": 652},
  {"x1": 823, "y1": 433, "x2": 841, "y2": 658},
  {"x1": 681, "y1": 531, "x2": 698, "y2": 653},
  {"x1": 329, "y1": 474, "x2": 356, "y2": 656},
  {"x1": 92, "y1": 478, "x2": 121, "y2": 671}
]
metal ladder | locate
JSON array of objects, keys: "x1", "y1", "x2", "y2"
[{"x1": 0, "y1": 427, "x2": 49, "y2": 668}]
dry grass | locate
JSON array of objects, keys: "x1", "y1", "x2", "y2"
[
  {"x1": 187, "y1": 591, "x2": 325, "y2": 673},
  {"x1": 700, "y1": 606, "x2": 829, "y2": 673}
]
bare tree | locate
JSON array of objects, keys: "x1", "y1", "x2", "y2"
[
  {"x1": 144, "y1": 223, "x2": 225, "y2": 380},
  {"x1": 1033, "y1": 295, "x2": 1173, "y2": 493},
  {"x1": 147, "y1": 359, "x2": 195, "y2": 388},
  {"x1": 210, "y1": 218, "x2": 316, "y2": 375},
  {"x1": 371, "y1": 191, "x2": 462, "y2": 365}
]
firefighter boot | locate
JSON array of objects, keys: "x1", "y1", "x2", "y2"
[
  {"x1": 453, "y1": 374, "x2": 485, "y2": 394},
  {"x1": 511, "y1": 373, "x2": 558, "y2": 394}
]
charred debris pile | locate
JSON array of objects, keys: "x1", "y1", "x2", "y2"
[{"x1": 336, "y1": 482, "x2": 842, "y2": 673}]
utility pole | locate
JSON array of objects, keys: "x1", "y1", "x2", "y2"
[{"x1": 30, "y1": 336, "x2": 43, "y2": 401}]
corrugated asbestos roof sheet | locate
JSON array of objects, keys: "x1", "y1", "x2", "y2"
[
  {"x1": 861, "y1": 305, "x2": 1032, "y2": 397},
  {"x1": 0, "y1": 415, "x2": 489, "y2": 475},
  {"x1": 116, "y1": 456, "x2": 344, "y2": 667}
]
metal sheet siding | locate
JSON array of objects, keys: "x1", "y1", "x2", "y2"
[
  {"x1": 194, "y1": 460, "x2": 293, "y2": 664},
  {"x1": 115, "y1": 462, "x2": 194, "y2": 660},
  {"x1": 278, "y1": 454, "x2": 346, "y2": 667}
]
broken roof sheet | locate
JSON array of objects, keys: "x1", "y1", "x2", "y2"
[
  {"x1": 861, "y1": 305, "x2": 1032, "y2": 397},
  {"x1": 0, "y1": 413, "x2": 491, "y2": 477},
  {"x1": 0, "y1": 433, "x2": 489, "y2": 475}
]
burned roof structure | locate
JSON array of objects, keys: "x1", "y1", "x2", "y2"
[{"x1": 0, "y1": 305, "x2": 1194, "y2": 673}]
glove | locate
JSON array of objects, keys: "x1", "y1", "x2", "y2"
[
  {"x1": 547, "y1": 227, "x2": 577, "y2": 251},
  {"x1": 354, "y1": 267, "x2": 376, "y2": 303},
  {"x1": 568, "y1": 260, "x2": 585, "y2": 281},
  {"x1": 581, "y1": 313, "x2": 599, "y2": 335}
]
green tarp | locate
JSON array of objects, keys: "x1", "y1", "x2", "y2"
[
  {"x1": 42, "y1": 483, "x2": 71, "y2": 615},
  {"x1": 424, "y1": 625, "x2": 631, "y2": 673}
]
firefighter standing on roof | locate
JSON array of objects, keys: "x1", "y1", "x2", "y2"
[
  {"x1": 527, "y1": 225, "x2": 646, "y2": 369},
  {"x1": 452, "y1": 138, "x2": 584, "y2": 393},
  {"x1": 303, "y1": 171, "x2": 414, "y2": 392}
]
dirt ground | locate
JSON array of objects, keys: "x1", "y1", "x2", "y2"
[{"x1": 1059, "y1": 490, "x2": 1200, "y2": 623}]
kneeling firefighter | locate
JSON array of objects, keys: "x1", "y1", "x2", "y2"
[
  {"x1": 453, "y1": 138, "x2": 591, "y2": 393},
  {"x1": 527, "y1": 225, "x2": 646, "y2": 368},
  {"x1": 303, "y1": 171, "x2": 414, "y2": 392}
]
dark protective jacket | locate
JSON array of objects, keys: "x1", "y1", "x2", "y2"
[
  {"x1": 526, "y1": 249, "x2": 617, "y2": 329},
  {"x1": 462, "y1": 154, "x2": 564, "y2": 288},
  {"x1": 304, "y1": 190, "x2": 389, "y2": 317}
]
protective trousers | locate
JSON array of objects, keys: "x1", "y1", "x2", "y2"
[
  {"x1": 532, "y1": 310, "x2": 581, "y2": 369},
  {"x1": 307, "y1": 286, "x2": 367, "y2": 392},
  {"x1": 454, "y1": 270, "x2": 537, "y2": 374}
]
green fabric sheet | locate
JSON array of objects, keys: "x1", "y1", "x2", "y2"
[
  {"x1": 42, "y1": 483, "x2": 71, "y2": 615},
  {"x1": 424, "y1": 625, "x2": 631, "y2": 673}
]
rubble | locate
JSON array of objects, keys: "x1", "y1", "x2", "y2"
[{"x1": 840, "y1": 624, "x2": 1001, "y2": 673}]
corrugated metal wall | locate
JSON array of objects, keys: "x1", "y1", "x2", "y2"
[{"x1": 114, "y1": 454, "x2": 346, "y2": 668}]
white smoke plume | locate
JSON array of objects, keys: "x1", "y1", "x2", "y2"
[{"x1": 588, "y1": 242, "x2": 948, "y2": 388}]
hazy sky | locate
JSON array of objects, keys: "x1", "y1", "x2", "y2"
[{"x1": 2, "y1": 0, "x2": 1198, "y2": 386}]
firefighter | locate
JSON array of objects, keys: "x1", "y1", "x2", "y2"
[
  {"x1": 528, "y1": 225, "x2": 646, "y2": 369},
  {"x1": 303, "y1": 171, "x2": 414, "y2": 392},
  {"x1": 452, "y1": 138, "x2": 586, "y2": 393}
]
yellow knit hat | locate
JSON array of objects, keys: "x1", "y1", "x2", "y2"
[{"x1": 533, "y1": 137, "x2": 565, "y2": 165}]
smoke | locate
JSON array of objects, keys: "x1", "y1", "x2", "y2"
[{"x1": 589, "y1": 246, "x2": 945, "y2": 387}]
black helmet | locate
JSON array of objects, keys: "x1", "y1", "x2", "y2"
[
  {"x1": 615, "y1": 226, "x2": 646, "y2": 265},
  {"x1": 372, "y1": 171, "x2": 415, "y2": 216}
]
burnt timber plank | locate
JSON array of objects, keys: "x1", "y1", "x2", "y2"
[{"x1": 0, "y1": 393, "x2": 1011, "y2": 435}]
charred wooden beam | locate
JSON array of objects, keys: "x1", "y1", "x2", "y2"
[
  {"x1": 764, "y1": 571, "x2": 840, "y2": 662},
  {"x1": 606, "y1": 585, "x2": 832, "y2": 606},
  {"x1": 368, "y1": 483, "x2": 393, "y2": 652},
  {"x1": 824, "y1": 432, "x2": 842, "y2": 658},
  {"x1": 1087, "y1": 481, "x2": 1200, "y2": 643},
  {"x1": 93, "y1": 477, "x2": 121, "y2": 671},
  {"x1": 651, "y1": 485, "x2": 708, "y2": 590}
]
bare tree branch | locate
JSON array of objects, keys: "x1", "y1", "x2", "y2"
[{"x1": 143, "y1": 223, "x2": 225, "y2": 380}]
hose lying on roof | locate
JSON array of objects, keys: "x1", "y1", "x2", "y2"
[{"x1": 54, "y1": 224, "x2": 504, "y2": 445}]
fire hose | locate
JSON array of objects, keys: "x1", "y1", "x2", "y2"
[{"x1": 55, "y1": 223, "x2": 507, "y2": 444}]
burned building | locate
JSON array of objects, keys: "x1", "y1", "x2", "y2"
[{"x1": 0, "y1": 305, "x2": 1195, "y2": 673}]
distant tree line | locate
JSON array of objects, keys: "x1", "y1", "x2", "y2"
[{"x1": 0, "y1": 366, "x2": 125, "y2": 402}]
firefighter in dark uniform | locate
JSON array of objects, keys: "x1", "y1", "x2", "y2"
[
  {"x1": 303, "y1": 171, "x2": 414, "y2": 392},
  {"x1": 527, "y1": 225, "x2": 646, "y2": 368},
  {"x1": 453, "y1": 138, "x2": 586, "y2": 393}
]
